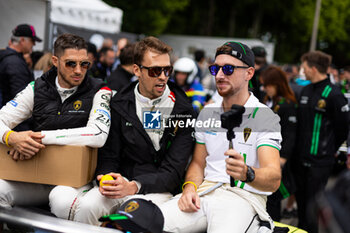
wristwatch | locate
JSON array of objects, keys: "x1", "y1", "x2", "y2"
[{"x1": 242, "y1": 165, "x2": 255, "y2": 183}]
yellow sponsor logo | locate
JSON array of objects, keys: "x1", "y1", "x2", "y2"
[
  {"x1": 73, "y1": 100, "x2": 82, "y2": 110},
  {"x1": 244, "y1": 128, "x2": 252, "y2": 142},
  {"x1": 125, "y1": 201, "x2": 139, "y2": 213}
]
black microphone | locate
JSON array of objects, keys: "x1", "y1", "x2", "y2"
[{"x1": 221, "y1": 104, "x2": 245, "y2": 187}]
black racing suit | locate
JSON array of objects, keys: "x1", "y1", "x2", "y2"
[
  {"x1": 266, "y1": 97, "x2": 297, "y2": 221},
  {"x1": 294, "y1": 77, "x2": 349, "y2": 233},
  {"x1": 0, "y1": 47, "x2": 34, "y2": 106},
  {"x1": 96, "y1": 81, "x2": 196, "y2": 194}
]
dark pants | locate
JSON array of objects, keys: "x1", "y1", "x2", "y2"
[
  {"x1": 267, "y1": 195, "x2": 281, "y2": 221},
  {"x1": 295, "y1": 162, "x2": 333, "y2": 233}
]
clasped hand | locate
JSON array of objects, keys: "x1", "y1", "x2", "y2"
[{"x1": 7, "y1": 130, "x2": 45, "y2": 161}]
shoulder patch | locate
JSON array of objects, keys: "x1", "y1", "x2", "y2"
[
  {"x1": 168, "y1": 91, "x2": 176, "y2": 102},
  {"x1": 30, "y1": 81, "x2": 35, "y2": 92},
  {"x1": 100, "y1": 86, "x2": 112, "y2": 91}
]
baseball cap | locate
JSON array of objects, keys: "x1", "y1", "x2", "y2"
[
  {"x1": 251, "y1": 46, "x2": 267, "y2": 58},
  {"x1": 12, "y1": 24, "x2": 42, "y2": 42},
  {"x1": 215, "y1": 41, "x2": 255, "y2": 67},
  {"x1": 99, "y1": 198, "x2": 164, "y2": 233}
]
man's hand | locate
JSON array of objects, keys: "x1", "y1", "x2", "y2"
[
  {"x1": 97, "y1": 173, "x2": 138, "y2": 199},
  {"x1": 178, "y1": 183, "x2": 200, "y2": 212},
  {"x1": 225, "y1": 149, "x2": 247, "y2": 181},
  {"x1": 5, "y1": 131, "x2": 45, "y2": 159},
  {"x1": 8, "y1": 148, "x2": 25, "y2": 161}
]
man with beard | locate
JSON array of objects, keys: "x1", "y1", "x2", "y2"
[
  {"x1": 61, "y1": 36, "x2": 196, "y2": 226},
  {"x1": 89, "y1": 47, "x2": 115, "y2": 81},
  {"x1": 161, "y1": 42, "x2": 282, "y2": 233},
  {"x1": 0, "y1": 33, "x2": 112, "y2": 210}
]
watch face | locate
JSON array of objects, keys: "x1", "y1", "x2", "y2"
[{"x1": 246, "y1": 166, "x2": 255, "y2": 183}]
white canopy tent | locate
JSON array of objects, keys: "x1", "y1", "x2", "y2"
[
  {"x1": 50, "y1": 0, "x2": 122, "y2": 34},
  {"x1": 0, "y1": 0, "x2": 123, "y2": 51}
]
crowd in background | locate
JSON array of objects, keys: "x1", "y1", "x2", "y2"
[{"x1": 1, "y1": 24, "x2": 350, "y2": 233}]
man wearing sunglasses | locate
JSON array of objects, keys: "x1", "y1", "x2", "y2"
[
  {"x1": 161, "y1": 42, "x2": 282, "y2": 232},
  {"x1": 67, "y1": 36, "x2": 196, "y2": 226},
  {"x1": 0, "y1": 34, "x2": 112, "y2": 213}
]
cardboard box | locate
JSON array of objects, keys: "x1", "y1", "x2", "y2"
[{"x1": 0, "y1": 144, "x2": 97, "y2": 187}]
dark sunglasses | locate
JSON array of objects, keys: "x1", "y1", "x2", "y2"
[
  {"x1": 138, "y1": 65, "x2": 173, "y2": 78},
  {"x1": 208, "y1": 64, "x2": 249, "y2": 76},
  {"x1": 65, "y1": 60, "x2": 91, "y2": 69}
]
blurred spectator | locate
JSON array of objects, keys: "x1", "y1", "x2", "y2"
[
  {"x1": 260, "y1": 66, "x2": 297, "y2": 221},
  {"x1": 172, "y1": 57, "x2": 205, "y2": 112},
  {"x1": 283, "y1": 64, "x2": 303, "y2": 100},
  {"x1": 107, "y1": 43, "x2": 135, "y2": 93},
  {"x1": 313, "y1": 170, "x2": 350, "y2": 233},
  {"x1": 0, "y1": 24, "x2": 41, "y2": 107},
  {"x1": 340, "y1": 66, "x2": 350, "y2": 93},
  {"x1": 328, "y1": 64, "x2": 340, "y2": 84},
  {"x1": 30, "y1": 51, "x2": 44, "y2": 69},
  {"x1": 295, "y1": 51, "x2": 349, "y2": 233},
  {"x1": 194, "y1": 49, "x2": 206, "y2": 82},
  {"x1": 23, "y1": 53, "x2": 33, "y2": 69},
  {"x1": 33, "y1": 52, "x2": 53, "y2": 79},
  {"x1": 251, "y1": 46, "x2": 268, "y2": 101},
  {"x1": 201, "y1": 57, "x2": 216, "y2": 100},
  {"x1": 88, "y1": 47, "x2": 115, "y2": 81},
  {"x1": 112, "y1": 37, "x2": 129, "y2": 71},
  {"x1": 87, "y1": 42, "x2": 97, "y2": 66},
  {"x1": 102, "y1": 37, "x2": 114, "y2": 49}
]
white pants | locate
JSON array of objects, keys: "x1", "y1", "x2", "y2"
[
  {"x1": 0, "y1": 179, "x2": 53, "y2": 208},
  {"x1": 49, "y1": 183, "x2": 94, "y2": 220},
  {"x1": 160, "y1": 186, "x2": 266, "y2": 233},
  {"x1": 49, "y1": 185, "x2": 173, "y2": 226}
]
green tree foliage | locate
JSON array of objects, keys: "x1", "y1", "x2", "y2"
[
  {"x1": 104, "y1": 0, "x2": 350, "y2": 66},
  {"x1": 103, "y1": 0, "x2": 190, "y2": 35}
]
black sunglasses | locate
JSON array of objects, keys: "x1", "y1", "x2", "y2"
[
  {"x1": 208, "y1": 64, "x2": 249, "y2": 76},
  {"x1": 138, "y1": 65, "x2": 173, "y2": 78},
  {"x1": 65, "y1": 60, "x2": 91, "y2": 69}
]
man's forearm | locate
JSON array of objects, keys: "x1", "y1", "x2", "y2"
[{"x1": 248, "y1": 166, "x2": 281, "y2": 192}]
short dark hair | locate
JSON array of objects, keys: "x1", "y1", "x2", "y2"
[
  {"x1": 54, "y1": 33, "x2": 87, "y2": 57},
  {"x1": 194, "y1": 50, "x2": 205, "y2": 62},
  {"x1": 301, "y1": 51, "x2": 332, "y2": 74},
  {"x1": 120, "y1": 43, "x2": 135, "y2": 65},
  {"x1": 134, "y1": 36, "x2": 172, "y2": 65},
  {"x1": 99, "y1": 47, "x2": 114, "y2": 56},
  {"x1": 87, "y1": 42, "x2": 97, "y2": 59}
]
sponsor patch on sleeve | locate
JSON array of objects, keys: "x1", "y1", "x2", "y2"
[{"x1": 9, "y1": 100, "x2": 18, "y2": 107}]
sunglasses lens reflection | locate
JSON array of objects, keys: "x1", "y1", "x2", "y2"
[
  {"x1": 81, "y1": 61, "x2": 90, "y2": 69},
  {"x1": 209, "y1": 65, "x2": 235, "y2": 76},
  {"x1": 65, "y1": 61, "x2": 77, "y2": 68},
  {"x1": 222, "y1": 65, "x2": 234, "y2": 75},
  {"x1": 147, "y1": 66, "x2": 172, "y2": 77},
  {"x1": 65, "y1": 61, "x2": 90, "y2": 69},
  {"x1": 209, "y1": 65, "x2": 219, "y2": 76}
]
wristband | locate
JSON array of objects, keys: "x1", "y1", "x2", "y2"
[
  {"x1": 182, "y1": 181, "x2": 197, "y2": 192},
  {"x1": 5, "y1": 130, "x2": 14, "y2": 147}
]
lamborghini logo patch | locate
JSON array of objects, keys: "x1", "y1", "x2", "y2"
[
  {"x1": 73, "y1": 100, "x2": 82, "y2": 110},
  {"x1": 317, "y1": 99, "x2": 326, "y2": 109},
  {"x1": 244, "y1": 128, "x2": 252, "y2": 142},
  {"x1": 125, "y1": 201, "x2": 139, "y2": 213}
]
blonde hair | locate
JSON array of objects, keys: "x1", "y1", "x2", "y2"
[{"x1": 34, "y1": 52, "x2": 53, "y2": 73}]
